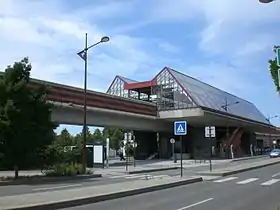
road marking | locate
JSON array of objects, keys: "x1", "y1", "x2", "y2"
[
  {"x1": 176, "y1": 198, "x2": 214, "y2": 210},
  {"x1": 272, "y1": 172, "x2": 280, "y2": 178},
  {"x1": 260, "y1": 179, "x2": 280, "y2": 186},
  {"x1": 153, "y1": 175, "x2": 170, "y2": 179},
  {"x1": 236, "y1": 178, "x2": 259, "y2": 185},
  {"x1": 213, "y1": 177, "x2": 238, "y2": 183},
  {"x1": 125, "y1": 175, "x2": 150, "y2": 179},
  {"x1": 109, "y1": 174, "x2": 144, "y2": 179},
  {"x1": 33, "y1": 184, "x2": 82, "y2": 191}
]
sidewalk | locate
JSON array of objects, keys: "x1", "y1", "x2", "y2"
[
  {"x1": 0, "y1": 176, "x2": 202, "y2": 210},
  {"x1": 94, "y1": 159, "x2": 231, "y2": 176},
  {"x1": 0, "y1": 156, "x2": 267, "y2": 178},
  {"x1": 196, "y1": 158, "x2": 280, "y2": 177}
]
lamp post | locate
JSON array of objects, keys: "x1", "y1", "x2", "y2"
[
  {"x1": 266, "y1": 115, "x2": 279, "y2": 148},
  {"x1": 77, "y1": 34, "x2": 110, "y2": 173},
  {"x1": 221, "y1": 99, "x2": 240, "y2": 158}
]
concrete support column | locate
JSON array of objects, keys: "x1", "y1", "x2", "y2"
[
  {"x1": 157, "y1": 132, "x2": 160, "y2": 159},
  {"x1": 161, "y1": 136, "x2": 168, "y2": 158}
]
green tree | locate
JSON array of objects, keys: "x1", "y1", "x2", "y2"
[
  {"x1": 74, "y1": 126, "x2": 93, "y2": 145},
  {"x1": 0, "y1": 58, "x2": 58, "y2": 178},
  {"x1": 56, "y1": 128, "x2": 73, "y2": 147},
  {"x1": 92, "y1": 128, "x2": 104, "y2": 142},
  {"x1": 269, "y1": 45, "x2": 280, "y2": 94},
  {"x1": 102, "y1": 127, "x2": 124, "y2": 150}
]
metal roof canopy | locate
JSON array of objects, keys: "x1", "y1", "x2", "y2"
[{"x1": 167, "y1": 67, "x2": 269, "y2": 125}]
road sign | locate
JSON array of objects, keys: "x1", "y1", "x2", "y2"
[
  {"x1": 170, "y1": 138, "x2": 175, "y2": 144},
  {"x1": 276, "y1": 47, "x2": 280, "y2": 67},
  {"x1": 205, "y1": 126, "x2": 216, "y2": 138},
  {"x1": 174, "y1": 121, "x2": 187, "y2": 135}
]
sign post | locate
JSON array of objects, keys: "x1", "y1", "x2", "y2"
[
  {"x1": 170, "y1": 138, "x2": 176, "y2": 163},
  {"x1": 276, "y1": 47, "x2": 280, "y2": 67},
  {"x1": 106, "y1": 138, "x2": 110, "y2": 168},
  {"x1": 133, "y1": 142, "x2": 137, "y2": 168},
  {"x1": 174, "y1": 121, "x2": 187, "y2": 177},
  {"x1": 123, "y1": 132, "x2": 129, "y2": 171},
  {"x1": 277, "y1": 47, "x2": 280, "y2": 88},
  {"x1": 205, "y1": 126, "x2": 216, "y2": 172},
  {"x1": 278, "y1": 69, "x2": 280, "y2": 88}
]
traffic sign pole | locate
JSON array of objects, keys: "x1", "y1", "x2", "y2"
[
  {"x1": 173, "y1": 143, "x2": 176, "y2": 163},
  {"x1": 205, "y1": 126, "x2": 216, "y2": 172},
  {"x1": 277, "y1": 48, "x2": 280, "y2": 88},
  {"x1": 209, "y1": 133, "x2": 212, "y2": 172},
  {"x1": 180, "y1": 136, "x2": 183, "y2": 177},
  {"x1": 170, "y1": 138, "x2": 176, "y2": 163},
  {"x1": 276, "y1": 47, "x2": 280, "y2": 67},
  {"x1": 174, "y1": 121, "x2": 187, "y2": 177},
  {"x1": 278, "y1": 69, "x2": 280, "y2": 88}
]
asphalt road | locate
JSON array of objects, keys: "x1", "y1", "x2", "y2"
[
  {"x1": 0, "y1": 157, "x2": 271, "y2": 197},
  {"x1": 63, "y1": 162, "x2": 280, "y2": 210}
]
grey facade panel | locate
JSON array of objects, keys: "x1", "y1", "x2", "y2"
[{"x1": 169, "y1": 68, "x2": 268, "y2": 124}]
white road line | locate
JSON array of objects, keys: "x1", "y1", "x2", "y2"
[
  {"x1": 125, "y1": 175, "x2": 148, "y2": 179},
  {"x1": 236, "y1": 178, "x2": 259, "y2": 185},
  {"x1": 109, "y1": 174, "x2": 143, "y2": 179},
  {"x1": 152, "y1": 175, "x2": 170, "y2": 179},
  {"x1": 213, "y1": 177, "x2": 238, "y2": 183},
  {"x1": 176, "y1": 198, "x2": 214, "y2": 210},
  {"x1": 260, "y1": 179, "x2": 280, "y2": 186},
  {"x1": 153, "y1": 175, "x2": 169, "y2": 178},
  {"x1": 272, "y1": 172, "x2": 280, "y2": 178},
  {"x1": 32, "y1": 184, "x2": 82, "y2": 191}
]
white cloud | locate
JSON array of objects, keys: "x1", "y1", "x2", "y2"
[
  {"x1": 0, "y1": 0, "x2": 158, "y2": 91},
  {"x1": 1, "y1": 0, "x2": 280, "y2": 131},
  {"x1": 149, "y1": 0, "x2": 280, "y2": 24},
  {"x1": 148, "y1": 0, "x2": 280, "y2": 55},
  {"x1": 158, "y1": 42, "x2": 180, "y2": 54}
]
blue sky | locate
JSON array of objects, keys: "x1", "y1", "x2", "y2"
[{"x1": 0, "y1": 0, "x2": 279, "y2": 135}]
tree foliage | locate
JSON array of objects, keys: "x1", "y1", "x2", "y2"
[
  {"x1": 56, "y1": 128, "x2": 73, "y2": 147},
  {"x1": 269, "y1": 45, "x2": 280, "y2": 94},
  {"x1": 103, "y1": 127, "x2": 124, "y2": 150},
  {"x1": 0, "y1": 58, "x2": 58, "y2": 176},
  {"x1": 55, "y1": 127, "x2": 124, "y2": 150}
]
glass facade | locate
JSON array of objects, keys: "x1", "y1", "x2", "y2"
[
  {"x1": 106, "y1": 76, "x2": 144, "y2": 99},
  {"x1": 106, "y1": 69, "x2": 268, "y2": 125},
  {"x1": 153, "y1": 69, "x2": 197, "y2": 111},
  {"x1": 169, "y1": 69, "x2": 269, "y2": 124},
  {"x1": 106, "y1": 76, "x2": 129, "y2": 98}
]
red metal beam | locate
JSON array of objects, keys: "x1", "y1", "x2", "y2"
[{"x1": 124, "y1": 80, "x2": 156, "y2": 90}]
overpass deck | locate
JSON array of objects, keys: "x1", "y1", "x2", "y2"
[{"x1": 28, "y1": 78, "x2": 157, "y2": 117}]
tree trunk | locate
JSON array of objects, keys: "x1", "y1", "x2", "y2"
[{"x1": 14, "y1": 165, "x2": 19, "y2": 179}]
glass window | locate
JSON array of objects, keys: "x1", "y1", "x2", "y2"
[
  {"x1": 170, "y1": 69, "x2": 268, "y2": 124},
  {"x1": 154, "y1": 69, "x2": 197, "y2": 111},
  {"x1": 106, "y1": 77, "x2": 129, "y2": 98}
]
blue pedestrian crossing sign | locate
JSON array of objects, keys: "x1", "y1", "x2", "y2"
[{"x1": 174, "y1": 121, "x2": 187, "y2": 135}]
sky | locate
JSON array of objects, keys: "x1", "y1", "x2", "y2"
[{"x1": 0, "y1": 0, "x2": 279, "y2": 135}]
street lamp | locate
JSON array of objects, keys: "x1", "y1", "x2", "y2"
[
  {"x1": 77, "y1": 33, "x2": 110, "y2": 173},
  {"x1": 221, "y1": 99, "x2": 240, "y2": 158},
  {"x1": 266, "y1": 115, "x2": 279, "y2": 124},
  {"x1": 266, "y1": 115, "x2": 279, "y2": 148},
  {"x1": 221, "y1": 101, "x2": 240, "y2": 112},
  {"x1": 259, "y1": 0, "x2": 275, "y2": 3}
]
